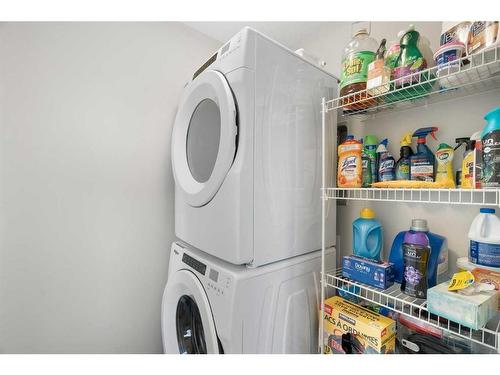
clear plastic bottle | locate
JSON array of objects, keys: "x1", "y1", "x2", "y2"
[{"x1": 339, "y1": 29, "x2": 379, "y2": 110}]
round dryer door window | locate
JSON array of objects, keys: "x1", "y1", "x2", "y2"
[
  {"x1": 161, "y1": 270, "x2": 220, "y2": 354},
  {"x1": 172, "y1": 70, "x2": 237, "y2": 207}
]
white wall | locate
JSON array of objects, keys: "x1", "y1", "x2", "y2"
[
  {"x1": 0, "y1": 22, "x2": 220, "y2": 353},
  {"x1": 300, "y1": 22, "x2": 499, "y2": 272}
]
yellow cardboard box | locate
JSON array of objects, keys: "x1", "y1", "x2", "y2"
[{"x1": 321, "y1": 296, "x2": 396, "y2": 354}]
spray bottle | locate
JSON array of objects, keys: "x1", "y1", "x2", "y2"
[
  {"x1": 410, "y1": 127, "x2": 438, "y2": 181},
  {"x1": 363, "y1": 135, "x2": 378, "y2": 185},
  {"x1": 435, "y1": 143, "x2": 455, "y2": 188},
  {"x1": 376, "y1": 138, "x2": 389, "y2": 180},
  {"x1": 395, "y1": 133, "x2": 413, "y2": 180},
  {"x1": 377, "y1": 139, "x2": 396, "y2": 182},
  {"x1": 471, "y1": 131, "x2": 482, "y2": 189}
]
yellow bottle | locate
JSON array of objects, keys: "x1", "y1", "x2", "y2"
[{"x1": 435, "y1": 143, "x2": 455, "y2": 188}]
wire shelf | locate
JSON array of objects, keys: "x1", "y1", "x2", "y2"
[
  {"x1": 324, "y1": 268, "x2": 500, "y2": 352},
  {"x1": 324, "y1": 187, "x2": 500, "y2": 207},
  {"x1": 325, "y1": 45, "x2": 500, "y2": 119}
]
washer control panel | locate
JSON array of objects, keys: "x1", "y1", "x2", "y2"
[
  {"x1": 206, "y1": 266, "x2": 232, "y2": 297},
  {"x1": 182, "y1": 253, "x2": 206, "y2": 276}
]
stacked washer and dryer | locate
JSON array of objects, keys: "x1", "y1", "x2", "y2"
[{"x1": 161, "y1": 27, "x2": 337, "y2": 354}]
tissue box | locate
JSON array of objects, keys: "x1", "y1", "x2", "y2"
[
  {"x1": 321, "y1": 296, "x2": 396, "y2": 354},
  {"x1": 342, "y1": 255, "x2": 394, "y2": 290},
  {"x1": 427, "y1": 281, "x2": 498, "y2": 330}
]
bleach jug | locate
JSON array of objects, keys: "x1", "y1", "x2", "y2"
[
  {"x1": 389, "y1": 220, "x2": 448, "y2": 287},
  {"x1": 468, "y1": 208, "x2": 500, "y2": 268},
  {"x1": 353, "y1": 208, "x2": 383, "y2": 261}
]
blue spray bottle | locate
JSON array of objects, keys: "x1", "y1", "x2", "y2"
[{"x1": 410, "y1": 127, "x2": 438, "y2": 181}]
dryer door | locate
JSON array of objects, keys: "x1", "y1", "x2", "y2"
[
  {"x1": 172, "y1": 70, "x2": 237, "y2": 207},
  {"x1": 161, "y1": 270, "x2": 220, "y2": 354}
]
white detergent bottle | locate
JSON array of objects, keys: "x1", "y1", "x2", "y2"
[{"x1": 468, "y1": 208, "x2": 500, "y2": 268}]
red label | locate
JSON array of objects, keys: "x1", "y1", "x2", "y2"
[{"x1": 324, "y1": 304, "x2": 332, "y2": 315}]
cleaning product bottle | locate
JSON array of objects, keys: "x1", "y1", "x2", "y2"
[
  {"x1": 454, "y1": 137, "x2": 471, "y2": 187},
  {"x1": 367, "y1": 39, "x2": 391, "y2": 96},
  {"x1": 435, "y1": 143, "x2": 455, "y2": 188},
  {"x1": 375, "y1": 138, "x2": 389, "y2": 180},
  {"x1": 395, "y1": 132, "x2": 413, "y2": 180},
  {"x1": 471, "y1": 131, "x2": 483, "y2": 189},
  {"x1": 393, "y1": 26, "x2": 429, "y2": 99},
  {"x1": 389, "y1": 221, "x2": 448, "y2": 287},
  {"x1": 468, "y1": 208, "x2": 500, "y2": 268},
  {"x1": 353, "y1": 208, "x2": 383, "y2": 261},
  {"x1": 481, "y1": 107, "x2": 500, "y2": 188},
  {"x1": 339, "y1": 29, "x2": 379, "y2": 110},
  {"x1": 401, "y1": 219, "x2": 431, "y2": 299},
  {"x1": 361, "y1": 148, "x2": 372, "y2": 188},
  {"x1": 378, "y1": 145, "x2": 396, "y2": 182},
  {"x1": 410, "y1": 127, "x2": 438, "y2": 182},
  {"x1": 363, "y1": 135, "x2": 378, "y2": 186},
  {"x1": 337, "y1": 135, "x2": 363, "y2": 188}
]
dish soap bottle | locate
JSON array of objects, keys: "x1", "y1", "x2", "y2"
[
  {"x1": 353, "y1": 208, "x2": 383, "y2": 261},
  {"x1": 395, "y1": 132, "x2": 413, "y2": 180},
  {"x1": 481, "y1": 107, "x2": 500, "y2": 188},
  {"x1": 339, "y1": 29, "x2": 378, "y2": 110},
  {"x1": 435, "y1": 143, "x2": 455, "y2": 188},
  {"x1": 367, "y1": 39, "x2": 391, "y2": 96},
  {"x1": 337, "y1": 135, "x2": 363, "y2": 188},
  {"x1": 393, "y1": 26, "x2": 430, "y2": 100},
  {"x1": 410, "y1": 127, "x2": 438, "y2": 182}
]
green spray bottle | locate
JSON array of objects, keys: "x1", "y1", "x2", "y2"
[{"x1": 362, "y1": 135, "x2": 378, "y2": 187}]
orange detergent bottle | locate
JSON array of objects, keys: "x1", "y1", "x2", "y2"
[{"x1": 337, "y1": 135, "x2": 363, "y2": 187}]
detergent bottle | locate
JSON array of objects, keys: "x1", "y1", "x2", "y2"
[
  {"x1": 353, "y1": 208, "x2": 383, "y2": 261},
  {"x1": 410, "y1": 127, "x2": 438, "y2": 181},
  {"x1": 481, "y1": 107, "x2": 500, "y2": 188},
  {"x1": 395, "y1": 133, "x2": 413, "y2": 180},
  {"x1": 390, "y1": 219, "x2": 448, "y2": 291},
  {"x1": 337, "y1": 135, "x2": 363, "y2": 188},
  {"x1": 435, "y1": 143, "x2": 455, "y2": 188}
]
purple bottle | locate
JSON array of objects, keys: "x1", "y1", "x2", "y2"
[{"x1": 401, "y1": 219, "x2": 431, "y2": 299}]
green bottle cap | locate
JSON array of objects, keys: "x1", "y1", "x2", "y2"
[
  {"x1": 363, "y1": 135, "x2": 378, "y2": 146},
  {"x1": 437, "y1": 143, "x2": 452, "y2": 150}
]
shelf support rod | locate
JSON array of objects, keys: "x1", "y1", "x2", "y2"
[{"x1": 319, "y1": 96, "x2": 326, "y2": 354}]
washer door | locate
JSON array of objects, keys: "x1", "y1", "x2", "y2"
[
  {"x1": 161, "y1": 270, "x2": 220, "y2": 354},
  {"x1": 172, "y1": 70, "x2": 237, "y2": 207}
]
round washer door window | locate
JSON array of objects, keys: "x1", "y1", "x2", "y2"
[
  {"x1": 172, "y1": 70, "x2": 237, "y2": 207},
  {"x1": 161, "y1": 270, "x2": 220, "y2": 354}
]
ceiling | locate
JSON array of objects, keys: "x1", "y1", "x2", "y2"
[{"x1": 183, "y1": 22, "x2": 345, "y2": 50}]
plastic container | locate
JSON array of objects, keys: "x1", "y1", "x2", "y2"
[
  {"x1": 339, "y1": 29, "x2": 378, "y2": 110},
  {"x1": 481, "y1": 107, "x2": 500, "y2": 188},
  {"x1": 389, "y1": 220, "x2": 448, "y2": 288},
  {"x1": 395, "y1": 133, "x2": 413, "y2": 180},
  {"x1": 435, "y1": 143, "x2": 455, "y2": 188},
  {"x1": 410, "y1": 127, "x2": 438, "y2": 182},
  {"x1": 434, "y1": 41, "x2": 466, "y2": 89},
  {"x1": 353, "y1": 208, "x2": 383, "y2": 261},
  {"x1": 468, "y1": 208, "x2": 500, "y2": 268},
  {"x1": 362, "y1": 135, "x2": 378, "y2": 187},
  {"x1": 337, "y1": 135, "x2": 363, "y2": 188}
]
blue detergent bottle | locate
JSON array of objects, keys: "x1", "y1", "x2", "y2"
[
  {"x1": 389, "y1": 220, "x2": 448, "y2": 287},
  {"x1": 353, "y1": 208, "x2": 383, "y2": 261}
]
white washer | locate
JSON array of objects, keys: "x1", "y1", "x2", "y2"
[
  {"x1": 172, "y1": 27, "x2": 337, "y2": 267},
  {"x1": 161, "y1": 241, "x2": 336, "y2": 354}
]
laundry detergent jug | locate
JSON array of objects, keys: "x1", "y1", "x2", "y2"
[
  {"x1": 353, "y1": 208, "x2": 383, "y2": 261},
  {"x1": 469, "y1": 208, "x2": 500, "y2": 268}
]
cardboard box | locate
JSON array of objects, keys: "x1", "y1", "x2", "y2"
[
  {"x1": 321, "y1": 296, "x2": 396, "y2": 354},
  {"x1": 342, "y1": 255, "x2": 394, "y2": 289},
  {"x1": 427, "y1": 281, "x2": 498, "y2": 330}
]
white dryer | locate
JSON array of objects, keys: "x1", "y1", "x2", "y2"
[
  {"x1": 172, "y1": 27, "x2": 337, "y2": 267},
  {"x1": 161, "y1": 241, "x2": 336, "y2": 354}
]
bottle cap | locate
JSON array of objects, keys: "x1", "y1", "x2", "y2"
[
  {"x1": 360, "y1": 208, "x2": 376, "y2": 219},
  {"x1": 346, "y1": 135, "x2": 354, "y2": 140},
  {"x1": 400, "y1": 133, "x2": 412, "y2": 147},
  {"x1": 437, "y1": 143, "x2": 452, "y2": 150},
  {"x1": 354, "y1": 28, "x2": 369, "y2": 37},
  {"x1": 480, "y1": 208, "x2": 495, "y2": 214},
  {"x1": 411, "y1": 219, "x2": 428, "y2": 232},
  {"x1": 364, "y1": 135, "x2": 378, "y2": 146}
]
